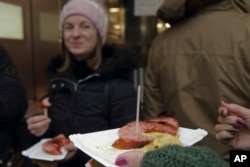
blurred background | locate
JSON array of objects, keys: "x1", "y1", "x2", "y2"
[{"x1": 0, "y1": 0, "x2": 170, "y2": 116}]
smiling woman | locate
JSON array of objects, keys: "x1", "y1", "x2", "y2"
[
  {"x1": 25, "y1": 0, "x2": 139, "y2": 166},
  {"x1": 63, "y1": 15, "x2": 99, "y2": 61},
  {"x1": 58, "y1": 0, "x2": 108, "y2": 71}
]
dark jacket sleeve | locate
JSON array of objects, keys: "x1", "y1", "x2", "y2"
[
  {"x1": 0, "y1": 45, "x2": 28, "y2": 125},
  {"x1": 108, "y1": 79, "x2": 137, "y2": 128}
]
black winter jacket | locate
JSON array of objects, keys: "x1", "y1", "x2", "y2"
[
  {"x1": 0, "y1": 45, "x2": 28, "y2": 164},
  {"x1": 45, "y1": 44, "x2": 139, "y2": 166}
]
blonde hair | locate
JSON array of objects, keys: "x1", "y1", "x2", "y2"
[{"x1": 57, "y1": 35, "x2": 102, "y2": 72}]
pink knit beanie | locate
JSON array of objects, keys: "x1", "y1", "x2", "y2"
[{"x1": 59, "y1": 0, "x2": 108, "y2": 44}]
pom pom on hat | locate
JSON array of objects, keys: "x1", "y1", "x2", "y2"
[
  {"x1": 59, "y1": 0, "x2": 108, "y2": 44},
  {"x1": 141, "y1": 145, "x2": 229, "y2": 167}
]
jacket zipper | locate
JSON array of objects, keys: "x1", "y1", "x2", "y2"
[{"x1": 51, "y1": 73, "x2": 100, "y2": 91}]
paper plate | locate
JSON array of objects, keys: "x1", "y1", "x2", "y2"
[
  {"x1": 69, "y1": 127, "x2": 208, "y2": 167},
  {"x1": 21, "y1": 138, "x2": 67, "y2": 161}
]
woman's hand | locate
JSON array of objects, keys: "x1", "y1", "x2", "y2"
[
  {"x1": 63, "y1": 142, "x2": 77, "y2": 161},
  {"x1": 115, "y1": 150, "x2": 145, "y2": 167},
  {"x1": 26, "y1": 115, "x2": 51, "y2": 137},
  {"x1": 215, "y1": 100, "x2": 250, "y2": 150}
]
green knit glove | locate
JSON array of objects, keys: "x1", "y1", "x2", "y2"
[{"x1": 140, "y1": 145, "x2": 229, "y2": 167}]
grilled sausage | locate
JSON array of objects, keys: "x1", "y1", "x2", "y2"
[
  {"x1": 42, "y1": 134, "x2": 70, "y2": 155},
  {"x1": 112, "y1": 117, "x2": 179, "y2": 149}
]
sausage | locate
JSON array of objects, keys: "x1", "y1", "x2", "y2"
[
  {"x1": 117, "y1": 121, "x2": 147, "y2": 139},
  {"x1": 42, "y1": 134, "x2": 70, "y2": 155},
  {"x1": 112, "y1": 136, "x2": 153, "y2": 149},
  {"x1": 51, "y1": 134, "x2": 71, "y2": 147},
  {"x1": 142, "y1": 121, "x2": 177, "y2": 136},
  {"x1": 42, "y1": 140, "x2": 61, "y2": 155},
  {"x1": 118, "y1": 119, "x2": 179, "y2": 138},
  {"x1": 148, "y1": 117, "x2": 179, "y2": 128},
  {"x1": 112, "y1": 117, "x2": 179, "y2": 149},
  {"x1": 38, "y1": 98, "x2": 51, "y2": 108},
  {"x1": 112, "y1": 138, "x2": 153, "y2": 149}
]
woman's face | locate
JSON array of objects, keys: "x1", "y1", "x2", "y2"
[{"x1": 63, "y1": 15, "x2": 98, "y2": 61}]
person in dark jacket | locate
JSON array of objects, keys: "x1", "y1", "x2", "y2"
[
  {"x1": 26, "y1": 0, "x2": 138, "y2": 166},
  {"x1": 0, "y1": 44, "x2": 28, "y2": 167}
]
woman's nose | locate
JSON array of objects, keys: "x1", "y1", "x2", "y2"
[{"x1": 72, "y1": 27, "x2": 80, "y2": 37}]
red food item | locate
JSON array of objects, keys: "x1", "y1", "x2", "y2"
[
  {"x1": 42, "y1": 134, "x2": 70, "y2": 155},
  {"x1": 112, "y1": 117, "x2": 179, "y2": 149},
  {"x1": 142, "y1": 121, "x2": 177, "y2": 135},
  {"x1": 42, "y1": 141, "x2": 61, "y2": 155},
  {"x1": 112, "y1": 136, "x2": 153, "y2": 149},
  {"x1": 149, "y1": 117, "x2": 179, "y2": 129},
  {"x1": 38, "y1": 98, "x2": 51, "y2": 108},
  {"x1": 38, "y1": 101, "x2": 47, "y2": 109},
  {"x1": 118, "y1": 119, "x2": 178, "y2": 138}
]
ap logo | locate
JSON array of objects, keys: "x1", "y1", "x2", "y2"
[{"x1": 230, "y1": 151, "x2": 250, "y2": 167}]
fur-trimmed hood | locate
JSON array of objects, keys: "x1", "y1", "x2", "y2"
[
  {"x1": 157, "y1": 0, "x2": 250, "y2": 23},
  {"x1": 98, "y1": 44, "x2": 139, "y2": 79}
]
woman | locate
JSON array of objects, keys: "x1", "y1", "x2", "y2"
[{"x1": 26, "y1": 0, "x2": 138, "y2": 166}]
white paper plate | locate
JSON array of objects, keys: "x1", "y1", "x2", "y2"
[
  {"x1": 69, "y1": 127, "x2": 208, "y2": 167},
  {"x1": 21, "y1": 138, "x2": 67, "y2": 161}
]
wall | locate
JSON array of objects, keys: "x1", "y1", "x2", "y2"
[{"x1": 0, "y1": 0, "x2": 62, "y2": 115}]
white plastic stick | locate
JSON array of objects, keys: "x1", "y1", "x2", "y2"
[
  {"x1": 135, "y1": 85, "x2": 141, "y2": 138},
  {"x1": 43, "y1": 108, "x2": 48, "y2": 116}
]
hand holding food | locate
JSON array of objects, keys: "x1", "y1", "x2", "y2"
[
  {"x1": 68, "y1": 116, "x2": 208, "y2": 167},
  {"x1": 42, "y1": 134, "x2": 71, "y2": 155},
  {"x1": 63, "y1": 142, "x2": 78, "y2": 161},
  {"x1": 26, "y1": 114, "x2": 51, "y2": 137}
]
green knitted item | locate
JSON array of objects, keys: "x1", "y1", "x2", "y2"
[{"x1": 140, "y1": 145, "x2": 229, "y2": 167}]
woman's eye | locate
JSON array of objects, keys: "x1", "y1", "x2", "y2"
[
  {"x1": 80, "y1": 22, "x2": 93, "y2": 29},
  {"x1": 81, "y1": 24, "x2": 90, "y2": 29},
  {"x1": 64, "y1": 26, "x2": 72, "y2": 30}
]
